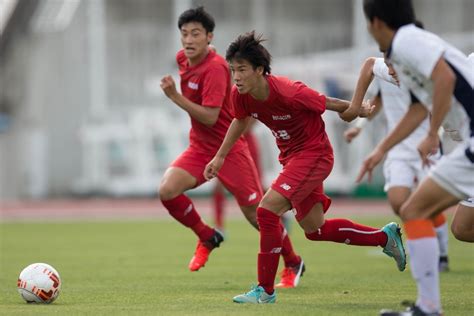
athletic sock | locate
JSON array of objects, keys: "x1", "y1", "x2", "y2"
[
  {"x1": 305, "y1": 218, "x2": 388, "y2": 246},
  {"x1": 213, "y1": 187, "x2": 225, "y2": 230},
  {"x1": 161, "y1": 194, "x2": 214, "y2": 241},
  {"x1": 404, "y1": 219, "x2": 441, "y2": 314},
  {"x1": 281, "y1": 227, "x2": 301, "y2": 267},
  {"x1": 432, "y1": 213, "x2": 449, "y2": 257},
  {"x1": 257, "y1": 207, "x2": 281, "y2": 294}
]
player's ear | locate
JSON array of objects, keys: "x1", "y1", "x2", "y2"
[
  {"x1": 256, "y1": 66, "x2": 264, "y2": 76},
  {"x1": 207, "y1": 32, "x2": 214, "y2": 45}
]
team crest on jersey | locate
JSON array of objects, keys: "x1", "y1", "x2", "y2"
[
  {"x1": 188, "y1": 81, "x2": 199, "y2": 90},
  {"x1": 280, "y1": 183, "x2": 291, "y2": 191},
  {"x1": 272, "y1": 114, "x2": 292, "y2": 120}
]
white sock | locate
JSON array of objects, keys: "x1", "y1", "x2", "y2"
[
  {"x1": 435, "y1": 223, "x2": 449, "y2": 257},
  {"x1": 407, "y1": 237, "x2": 441, "y2": 313}
]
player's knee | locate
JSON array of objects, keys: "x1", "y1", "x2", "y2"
[
  {"x1": 451, "y1": 222, "x2": 474, "y2": 242},
  {"x1": 158, "y1": 183, "x2": 179, "y2": 201}
]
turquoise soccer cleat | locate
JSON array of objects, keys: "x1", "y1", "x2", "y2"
[
  {"x1": 233, "y1": 285, "x2": 276, "y2": 304},
  {"x1": 382, "y1": 222, "x2": 407, "y2": 272}
]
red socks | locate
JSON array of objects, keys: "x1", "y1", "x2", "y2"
[
  {"x1": 305, "y1": 218, "x2": 388, "y2": 247},
  {"x1": 161, "y1": 194, "x2": 214, "y2": 241},
  {"x1": 281, "y1": 228, "x2": 301, "y2": 267},
  {"x1": 256, "y1": 207, "x2": 282, "y2": 294},
  {"x1": 213, "y1": 187, "x2": 225, "y2": 230}
]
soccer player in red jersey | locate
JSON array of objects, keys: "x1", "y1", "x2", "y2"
[
  {"x1": 204, "y1": 31, "x2": 407, "y2": 303},
  {"x1": 159, "y1": 7, "x2": 304, "y2": 286}
]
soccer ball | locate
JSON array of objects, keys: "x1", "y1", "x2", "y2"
[{"x1": 17, "y1": 263, "x2": 61, "y2": 303}]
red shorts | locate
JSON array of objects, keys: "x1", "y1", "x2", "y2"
[
  {"x1": 271, "y1": 152, "x2": 334, "y2": 222},
  {"x1": 171, "y1": 147, "x2": 263, "y2": 206}
]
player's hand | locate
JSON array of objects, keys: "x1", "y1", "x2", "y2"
[
  {"x1": 339, "y1": 106, "x2": 360, "y2": 122},
  {"x1": 344, "y1": 127, "x2": 362, "y2": 143},
  {"x1": 160, "y1": 75, "x2": 179, "y2": 99},
  {"x1": 418, "y1": 133, "x2": 439, "y2": 168},
  {"x1": 358, "y1": 99, "x2": 376, "y2": 118},
  {"x1": 356, "y1": 147, "x2": 385, "y2": 183},
  {"x1": 204, "y1": 156, "x2": 225, "y2": 181}
]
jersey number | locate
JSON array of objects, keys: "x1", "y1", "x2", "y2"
[{"x1": 271, "y1": 129, "x2": 290, "y2": 140}]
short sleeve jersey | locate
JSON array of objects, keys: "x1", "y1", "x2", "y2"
[
  {"x1": 232, "y1": 75, "x2": 332, "y2": 164},
  {"x1": 177, "y1": 49, "x2": 246, "y2": 154},
  {"x1": 372, "y1": 77, "x2": 429, "y2": 160},
  {"x1": 388, "y1": 24, "x2": 473, "y2": 137}
]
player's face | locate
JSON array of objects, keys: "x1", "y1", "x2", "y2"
[
  {"x1": 229, "y1": 59, "x2": 263, "y2": 94},
  {"x1": 383, "y1": 54, "x2": 400, "y2": 84},
  {"x1": 180, "y1": 22, "x2": 213, "y2": 63},
  {"x1": 366, "y1": 17, "x2": 387, "y2": 52}
]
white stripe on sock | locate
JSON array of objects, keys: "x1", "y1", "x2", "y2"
[{"x1": 338, "y1": 228, "x2": 383, "y2": 234}]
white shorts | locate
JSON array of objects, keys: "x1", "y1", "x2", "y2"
[
  {"x1": 383, "y1": 158, "x2": 427, "y2": 192},
  {"x1": 460, "y1": 197, "x2": 474, "y2": 207},
  {"x1": 430, "y1": 142, "x2": 474, "y2": 199}
]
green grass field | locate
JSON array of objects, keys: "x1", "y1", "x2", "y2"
[{"x1": 1, "y1": 217, "x2": 473, "y2": 315}]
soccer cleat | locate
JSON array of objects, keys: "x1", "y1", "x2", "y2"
[
  {"x1": 233, "y1": 285, "x2": 276, "y2": 304},
  {"x1": 275, "y1": 260, "x2": 305, "y2": 288},
  {"x1": 188, "y1": 230, "x2": 224, "y2": 272},
  {"x1": 382, "y1": 222, "x2": 407, "y2": 271},
  {"x1": 380, "y1": 303, "x2": 442, "y2": 316},
  {"x1": 438, "y1": 256, "x2": 449, "y2": 272}
]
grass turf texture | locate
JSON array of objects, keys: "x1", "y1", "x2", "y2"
[{"x1": 1, "y1": 217, "x2": 473, "y2": 315}]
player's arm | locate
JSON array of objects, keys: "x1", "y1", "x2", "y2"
[
  {"x1": 417, "y1": 58, "x2": 456, "y2": 165},
  {"x1": 339, "y1": 57, "x2": 377, "y2": 122},
  {"x1": 204, "y1": 117, "x2": 251, "y2": 180},
  {"x1": 160, "y1": 75, "x2": 220, "y2": 127},
  {"x1": 326, "y1": 96, "x2": 374, "y2": 118},
  {"x1": 344, "y1": 95, "x2": 382, "y2": 143},
  {"x1": 356, "y1": 102, "x2": 428, "y2": 182}
]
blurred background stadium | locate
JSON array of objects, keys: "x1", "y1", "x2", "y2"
[{"x1": 0, "y1": 0, "x2": 473, "y2": 201}]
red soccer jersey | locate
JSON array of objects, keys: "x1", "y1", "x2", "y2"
[
  {"x1": 177, "y1": 49, "x2": 246, "y2": 154},
  {"x1": 232, "y1": 75, "x2": 333, "y2": 164}
]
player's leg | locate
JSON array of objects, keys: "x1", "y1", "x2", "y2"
[
  {"x1": 212, "y1": 181, "x2": 226, "y2": 231},
  {"x1": 395, "y1": 178, "x2": 459, "y2": 315},
  {"x1": 159, "y1": 149, "x2": 223, "y2": 271},
  {"x1": 451, "y1": 199, "x2": 474, "y2": 242},
  {"x1": 232, "y1": 188, "x2": 291, "y2": 303},
  {"x1": 298, "y1": 191, "x2": 406, "y2": 271}
]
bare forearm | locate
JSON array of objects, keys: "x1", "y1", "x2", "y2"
[
  {"x1": 216, "y1": 118, "x2": 250, "y2": 158},
  {"x1": 430, "y1": 78, "x2": 455, "y2": 137},
  {"x1": 170, "y1": 93, "x2": 219, "y2": 126},
  {"x1": 352, "y1": 57, "x2": 376, "y2": 110},
  {"x1": 326, "y1": 97, "x2": 350, "y2": 113},
  {"x1": 378, "y1": 103, "x2": 428, "y2": 152}
]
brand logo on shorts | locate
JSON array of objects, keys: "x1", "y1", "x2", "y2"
[
  {"x1": 280, "y1": 183, "x2": 291, "y2": 191},
  {"x1": 188, "y1": 81, "x2": 199, "y2": 90},
  {"x1": 248, "y1": 192, "x2": 257, "y2": 202},
  {"x1": 251, "y1": 113, "x2": 258, "y2": 118},
  {"x1": 272, "y1": 114, "x2": 291, "y2": 120}
]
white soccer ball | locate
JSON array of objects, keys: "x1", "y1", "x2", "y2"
[{"x1": 17, "y1": 263, "x2": 61, "y2": 304}]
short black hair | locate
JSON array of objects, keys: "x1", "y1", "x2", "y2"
[
  {"x1": 414, "y1": 20, "x2": 424, "y2": 29},
  {"x1": 363, "y1": 0, "x2": 415, "y2": 30},
  {"x1": 225, "y1": 31, "x2": 272, "y2": 75},
  {"x1": 178, "y1": 6, "x2": 215, "y2": 33}
]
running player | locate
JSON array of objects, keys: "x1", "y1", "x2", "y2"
[
  {"x1": 355, "y1": 1, "x2": 473, "y2": 315},
  {"x1": 159, "y1": 7, "x2": 305, "y2": 287},
  {"x1": 204, "y1": 31, "x2": 407, "y2": 304},
  {"x1": 344, "y1": 53, "x2": 450, "y2": 272}
]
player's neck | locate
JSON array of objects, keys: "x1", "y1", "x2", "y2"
[
  {"x1": 188, "y1": 48, "x2": 210, "y2": 67},
  {"x1": 249, "y1": 76, "x2": 270, "y2": 101}
]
